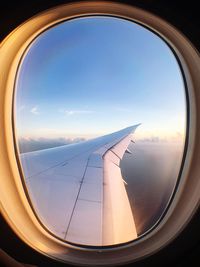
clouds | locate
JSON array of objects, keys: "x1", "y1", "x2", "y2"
[
  {"x1": 30, "y1": 106, "x2": 40, "y2": 115},
  {"x1": 22, "y1": 106, "x2": 93, "y2": 116},
  {"x1": 136, "y1": 134, "x2": 184, "y2": 144},
  {"x1": 18, "y1": 105, "x2": 40, "y2": 115},
  {"x1": 58, "y1": 108, "x2": 94, "y2": 116},
  {"x1": 18, "y1": 136, "x2": 86, "y2": 153},
  {"x1": 65, "y1": 109, "x2": 93, "y2": 116}
]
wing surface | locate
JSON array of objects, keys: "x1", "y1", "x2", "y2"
[{"x1": 20, "y1": 124, "x2": 140, "y2": 245}]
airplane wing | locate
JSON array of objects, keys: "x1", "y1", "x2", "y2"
[{"x1": 20, "y1": 124, "x2": 140, "y2": 246}]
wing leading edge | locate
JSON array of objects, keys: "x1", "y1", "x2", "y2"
[{"x1": 20, "y1": 124, "x2": 140, "y2": 246}]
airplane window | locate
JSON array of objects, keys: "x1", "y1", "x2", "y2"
[{"x1": 14, "y1": 16, "x2": 186, "y2": 247}]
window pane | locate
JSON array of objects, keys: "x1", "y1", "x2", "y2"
[{"x1": 14, "y1": 16, "x2": 186, "y2": 246}]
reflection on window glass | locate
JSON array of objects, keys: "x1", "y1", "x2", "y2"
[{"x1": 15, "y1": 16, "x2": 186, "y2": 246}]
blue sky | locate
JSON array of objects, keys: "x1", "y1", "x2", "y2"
[{"x1": 15, "y1": 16, "x2": 186, "y2": 142}]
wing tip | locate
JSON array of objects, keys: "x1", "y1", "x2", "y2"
[{"x1": 127, "y1": 123, "x2": 141, "y2": 134}]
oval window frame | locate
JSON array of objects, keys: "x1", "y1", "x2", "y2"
[{"x1": 0, "y1": 1, "x2": 200, "y2": 266}]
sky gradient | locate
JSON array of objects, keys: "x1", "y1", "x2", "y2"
[{"x1": 15, "y1": 16, "x2": 186, "y2": 143}]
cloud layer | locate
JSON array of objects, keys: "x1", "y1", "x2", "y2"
[{"x1": 18, "y1": 137, "x2": 85, "y2": 153}]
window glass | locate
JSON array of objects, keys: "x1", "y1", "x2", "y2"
[{"x1": 14, "y1": 16, "x2": 186, "y2": 246}]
